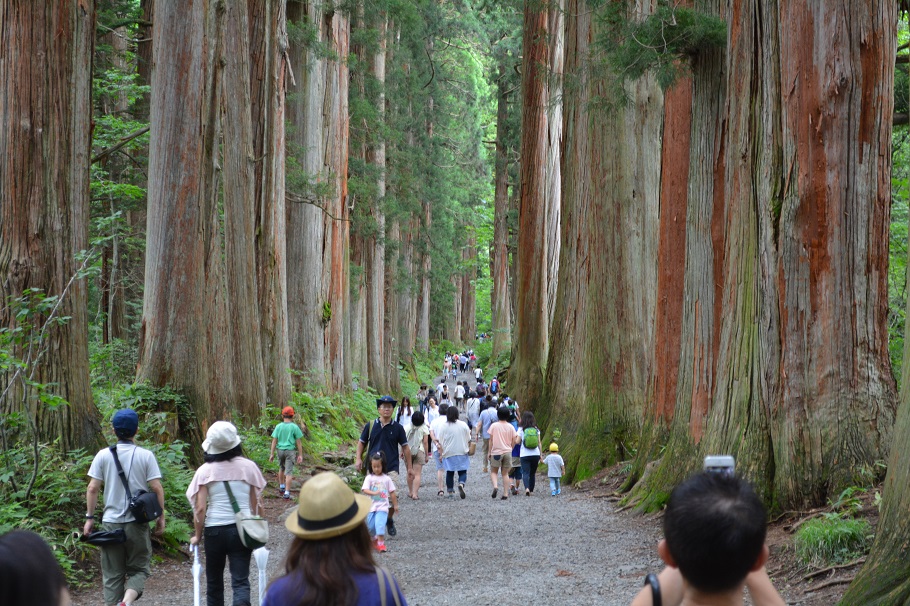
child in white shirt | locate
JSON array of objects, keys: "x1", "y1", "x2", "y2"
[
  {"x1": 542, "y1": 443, "x2": 566, "y2": 496},
  {"x1": 361, "y1": 452, "x2": 398, "y2": 552}
]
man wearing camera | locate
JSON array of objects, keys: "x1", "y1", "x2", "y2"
[
  {"x1": 630, "y1": 472, "x2": 785, "y2": 606},
  {"x1": 84, "y1": 409, "x2": 165, "y2": 606}
]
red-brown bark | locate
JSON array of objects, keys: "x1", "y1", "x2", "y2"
[
  {"x1": 138, "y1": 0, "x2": 236, "y2": 435},
  {"x1": 249, "y1": 0, "x2": 292, "y2": 405},
  {"x1": 223, "y1": 0, "x2": 267, "y2": 421},
  {"x1": 511, "y1": 0, "x2": 554, "y2": 410},
  {"x1": 460, "y1": 235, "x2": 477, "y2": 344},
  {"x1": 491, "y1": 64, "x2": 512, "y2": 359},
  {"x1": 0, "y1": 0, "x2": 101, "y2": 451},
  {"x1": 651, "y1": 78, "x2": 692, "y2": 422}
]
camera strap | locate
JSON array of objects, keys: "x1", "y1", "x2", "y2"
[{"x1": 109, "y1": 445, "x2": 135, "y2": 502}]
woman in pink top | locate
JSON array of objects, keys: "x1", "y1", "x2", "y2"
[{"x1": 487, "y1": 407, "x2": 519, "y2": 500}]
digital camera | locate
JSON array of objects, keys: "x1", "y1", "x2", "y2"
[{"x1": 703, "y1": 455, "x2": 735, "y2": 477}]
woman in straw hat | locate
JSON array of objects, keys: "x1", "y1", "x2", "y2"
[
  {"x1": 263, "y1": 472, "x2": 407, "y2": 606},
  {"x1": 186, "y1": 421, "x2": 267, "y2": 606}
]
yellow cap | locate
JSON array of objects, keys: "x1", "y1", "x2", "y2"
[{"x1": 549, "y1": 443, "x2": 559, "y2": 452}]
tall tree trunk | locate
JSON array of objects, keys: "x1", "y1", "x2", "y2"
[
  {"x1": 349, "y1": 5, "x2": 369, "y2": 386},
  {"x1": 537, "y1": 0, "x2": 663, "y2": 478},
  {"x1": 492, "y1": 63, "x2": 513, "y2": 359},
  {"x1": 138, "y1": 0, "x2": 234, "y2": 439},
  {"x1": 0, "y1": 0, "x2": 101, "y2": 451},
  {"x1": 135, "y1": 0, "x2": 154, "y2": 119},
  {"x1": 767, "y1": 0, "x2": 896, "y2": 506},
  {"x1": 398, "y1": 215, "x2": 417, "y2": 359},
  {"x1": 365, "y1": 13, "x2": 388, "y2": 392},
  {"x1": 629, "y1": 0, "x2": 896, "y2": 510},
  {"x1": 461, "y1": 235, "x2": 477, "y2": 343},
  {"x1": 415, "y1": 80, "x2": 434, "y2": 353},
  {"x1": 99, "y1": 28, "x2": 131, "y2": 345},
  {"x1": 288, "y1": 0, "x2": 329, "y2": 388},
  {"x1": 222, "y1": 0, "x2": 267, "y2": 421},
  {"x1": 249, "y1": 0, "x2": 291, "y2": 405},
  {"x1": 449, "y1": 273, "x2": 463, "y2": 345},
  {"x1": 626, "y1": 0, "x2": 730, "y2": 506},
  {"x1": 544, "y1": 0, "x2": 564, "y2": 336},
  {"x1": 416, "y1": 199, "x2": 431, "y2": 352},
  {"x1": 384, "y1": 218, "x2": 401, "y2": 392},
  {"x1": 323, "y1": 7, "x2": 352, "y2": 390},
  {"x1": 511, "y1": 0, "x2": 555, "y2": 411},
  {"x1": 845, "y1": 218, "x2": 910, "y2": 604},
  {"x1": 398, "y1": 111, "x2": 418, "y2": 361}
]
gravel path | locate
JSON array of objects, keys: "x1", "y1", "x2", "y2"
[{"x1": 71, "y1": 367, "x2": 662, "y2": 605}]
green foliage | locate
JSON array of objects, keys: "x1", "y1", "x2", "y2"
[
  {"x1": 794, "y1": 515, "x2": 871, "y2": 568},
  {"x1": 594, "y1": 0, "x2": 727, "y2": 97}
]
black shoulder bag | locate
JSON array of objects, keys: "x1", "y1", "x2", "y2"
[{"x1": 109, "y1": 445, "x2": 162, "y2": 523}]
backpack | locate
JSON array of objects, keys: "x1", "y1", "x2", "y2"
[
  {"x1": 523, "y1": 427, "x2": 540, "y2": 450},
  {"x1": 490, "y1": 379, "x2": 499, "y2": 394}
]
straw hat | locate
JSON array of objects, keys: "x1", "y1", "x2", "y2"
[
  {"x1": 285, "y1": 472, "x2": 371, "y2": 540},
  {"x1": 202, "y1": 421, "x2": 242, "y2": 455}
]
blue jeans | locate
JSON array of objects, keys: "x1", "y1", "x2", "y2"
[
  {"x1": 520, "y1": 456, "x2": 539, "y2": 493},
  {"x1": 446, "y1": 469, "x2": 467, "y2": 491},
  {"x1": 203, "y1": 524, "x2": 251, "y2": 606},
  {"x1": 367, "y1": 511, "x2": 389, "y2": 537},
  {"x1": 550, "y1": 477, "x2": 561, "y2": 493}
]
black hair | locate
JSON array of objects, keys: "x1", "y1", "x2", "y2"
[
  {"x1": 397, "y1": 397, "x2": 414, "y2": 421},
  {"x1": 520, "y1": 411, "x2": 536, "y2": 428},
  {"x1": 439, "y1": 403, "x2": 450, "y2": 415},
  {"x1": 411, "y1": 411, "x2": 425, "y2": 427},
  {"x1": 114, "y1": 427, "x2": 137, "y2": 439},
  {"x1": 497, "y1": 406, "x2": 510, "y2": 421},
  {"x1": 663, "y1": 473, "x2": 767, "y2": 593},
  {"x1": 369, "y1": 451, "x2": 388, "y2": 474},
  {"x1": 203, "y1": 444, "x2": 244, "y2": 463},
  {"x1": 0, "y1": 530, "x2": 67, "y2": 606},
  {"x1": 446, "y1": 406, "x2": 459, "y2": 423}
]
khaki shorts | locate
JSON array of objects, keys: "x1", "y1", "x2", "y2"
[
  {"x1": 490, "y1": 453, "x2": 512, "y2": 470},
  {"x1": 277, "y1": 449, "x2": 297, "y2": 474},
  {"x1": 412, "y1": 450, "x2": 427, "y2": 465}
]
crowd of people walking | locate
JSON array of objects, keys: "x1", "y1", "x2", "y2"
[{"x1": 0, "y1": 350, "x2": 784, "y2": 606}]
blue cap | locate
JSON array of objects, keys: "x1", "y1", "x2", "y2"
[{"x1": 111, "y1": 409, "x2": 139, "y2": 434}]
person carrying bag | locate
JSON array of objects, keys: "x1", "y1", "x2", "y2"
[
  {"x1": 223, "y1": 481, "x2": 268, "y2": 549},
  {"x1": 186, "y1": 422, "x2": 267, "y2": 606},
  {"x1": 109, "y1": 446, "x2": 163, "y2": 523}
]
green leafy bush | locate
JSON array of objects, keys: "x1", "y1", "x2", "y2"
[{"x1": 794, "y1": 514, "x2": 871, "y2": 567}]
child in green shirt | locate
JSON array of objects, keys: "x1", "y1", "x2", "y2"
[{"x1": 269, "y1": 406, "x2": 305, "y2": 499}]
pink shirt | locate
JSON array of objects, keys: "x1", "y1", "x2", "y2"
[
  {"x1": 362, "y1": 473, "x2": 396, "y2": 513},
  {"x1": 488, "y1": 421, "x2": 517, "y2": 456}
]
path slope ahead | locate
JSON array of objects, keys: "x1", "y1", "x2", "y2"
[{"x1": 382, "y1": 450, "x2": 660, "y2": 605}]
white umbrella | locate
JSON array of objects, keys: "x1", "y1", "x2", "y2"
[
  {"x1": 192, "y1": 544, "x2": 202, "y2": 606},
  {"x1": 253, "y1": 546, "x2": 270, "y2": 606}
]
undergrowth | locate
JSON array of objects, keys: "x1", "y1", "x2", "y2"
[
  {"x1": 794, "y1": 514, "x2": 871, "y2": 568},
  {"x1": 1, "y1": 343, "x2": 462, "y2": 587}
]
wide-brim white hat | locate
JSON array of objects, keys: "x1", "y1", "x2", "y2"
[{"x1": 202, "y1": 421, "x2": 242, "y2": 455}]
